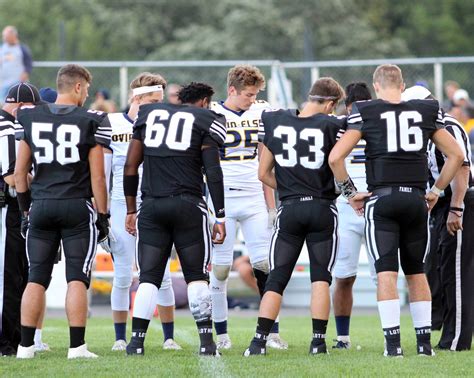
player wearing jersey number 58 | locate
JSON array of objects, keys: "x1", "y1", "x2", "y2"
[
  {"x1": 244, "y1": 78, "x2": 346, "y2": 356},
  {"x1": 14, "y1": 64, "x2": 112, "y2": 359},
  {"x1": 329, "y1": 64, "x2": 464, "y2": 357},
  {"x1": 124, "y1": 82, "x2": 226, "y2": 356}
]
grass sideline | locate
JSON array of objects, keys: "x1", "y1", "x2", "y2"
[{"x1": 2, "y1": 314, "x2": 472, "y2": 377}]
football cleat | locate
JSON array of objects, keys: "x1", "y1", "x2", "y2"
[
  {"x1": 16, "y1": 345, "x2": 35, "y2": 359},
  {"x1": 199, "y1": 343, "x2": 220, "y2": 356},
  {"x1": 332, "y1": 339, "x2": 351, "y2": 349},
  {"x1": 243, "y1": 343, "x2": 266, "y2": 357},
  {"x1": 126, "y1": 340, "x2": 144, "y2": 356},
  {"x1": 267, "y1": 333, "x2": 288, "y2": 350},
  {"x1": 34, "y1": 342, "x2": 51, "y2": 352},
  {"x1": 163, "y1": 339, "x2": 182, "y2": 350},
  {"x1": 383, "y1": 342, "x2": 403, "y2": 358},
  {"x1": 111, "y1": 339, "x2": 127, "y2": 351},
  {"x1": 67, "y1": 344, "x2": 98, "y2": 359},
  {"x1": 417, "y1": 342, "x2": 435, "y2": 356},
  {"x1": 216, "y1": 334, "x2": 232, "y2": 350},
  {"x1": 309, "y1": 341, "x2": 328, "y2": 355}
]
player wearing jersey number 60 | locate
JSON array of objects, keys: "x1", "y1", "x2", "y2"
[
  {"x1": 329, "y1": 64, "x2": 464, "y2": 357},
  {"x1": 244, "y1": 77, "x2": 347, "y2": 356}
]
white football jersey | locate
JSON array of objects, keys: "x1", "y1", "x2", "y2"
[
  {"x1": 338, "y1": 139, "x2": 368, "y2": 203},
  {"x1": 211, "y1": 100, "x2": 271, "y2": 196},
  {"x1": 107, "y1": 113, "x2": 143, "y2": 202}
]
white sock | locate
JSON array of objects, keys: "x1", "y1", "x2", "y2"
[
  {"x1": 209, "y1": 270, "x2": 228, "y2": 323},
  {"x1": 157, "y1": 284, "x2": 175, "y2": 307},
  {"x1": 188, "y1": 281, "x2": 212, "y2": 323},
  {"x1": 409, "y1": 301, "x2": 431, "y2": 329},
  {"x1": 133, "y1": 283, "x2": 158, "y2": 320},
  {"x1": 377, "y1": 299, "x2": 400, "y2": 329},
  {"x1": 111, "y1": 286, "x2": 130, "y2": 312},
  {"x1": 34, "y1": 329, "x2": 42, "y2": 345}
]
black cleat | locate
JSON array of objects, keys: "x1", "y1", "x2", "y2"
[
  {"x1": 332, "y1": 339, "x2": 351, "y2": 349},
  {"x1": 417, "y1": 342, "x2": 435, "y2": 356},
  {"x1": 309, "y1": 341, "x2": 328, "y2": 355},
  {"x1": 199, "y1": 342, "x2": 220, "y2": 356},
  {"x1": 384, "y1": 342, "x2": 403, "y2": 358},
  {"x1": 243, "y1": 342, "x2": 266, "y2": 357},
  {"x1": 126, "y1": 340, "x2": 144, "y2": 356}
]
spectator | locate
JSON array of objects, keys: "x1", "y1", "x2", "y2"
[
  {"x1": 39, "y1": 87, "x2": 57, "y2": 103},
  {"x1": 90, "y1": 88, "x2": 117, "y2": 112},
  {"x1": 443, "y1": 80, "x2": 460, "y2": 110},
  {"x1": 0, "y1": 26, "x2": 33, "y2": 102},
  {"x1": 166, "y1": 83, "x2": 182, "y2": 104},
  {"x1": 453, "y1": 88, "x2": 470, "y2": 108}
]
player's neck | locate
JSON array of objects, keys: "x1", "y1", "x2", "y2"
[
  {"x1": 55, "y1": 94, "x2": 80, "y2": 106},
  {"x1": 299, "y1": 102, "x2": 327, "y2": 118},
  {"x1": 128, "y1": 102, "x2": 139, "y2": 120},
  {"x1": 377, "y1": 89, "x2": 402, "y2": 104},
  {"x1": 223, "y1": 98, "x2": 243, "y2": 112}
]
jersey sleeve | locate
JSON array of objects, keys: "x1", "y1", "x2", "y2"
[
  {"x1": 346, "y1": 103, "x2": 364, "y2": 131},
  {"x1": 0, "y1": 115, "x2": 16, "y2": 177},
  {"x1": 132, "y1": 107, "x2": 148, "y2": 141},
  {"x1": 90, "y1": 111, "x2": 112, "y2": 147},
  {"x1": 444, "y1": 114, "x2": 471, "y2": 166},
  {"x1": 333, "y1": 115, "x2": 348, "y2": 141},
  {"x1": 260, "y1": 111, "x2": 275, "y2": 148},
  {"x1": 205, "y1": 113, "x2": 226, "y2": 147}
]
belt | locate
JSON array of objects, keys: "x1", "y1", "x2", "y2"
[
  {"x1": 281, "y1": 196, "x2": 335, "y2": 206},
  {"x1": 371, "y1": 186, "x2": 425, "y2": 197}
]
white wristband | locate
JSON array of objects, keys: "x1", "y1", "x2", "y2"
[
  {"x1": 215, "y1": 217, "x2": 226, "y2": 224},
  {"x1": 430, "y1": 185, "x2": 442, "y2": 196}
]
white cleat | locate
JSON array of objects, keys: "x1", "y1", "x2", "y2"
[
  {"x1": 111, "y1": 339, "x2": 127, "y2": 351},
  {"x1": 68, "y1": 344, "x2": 98, "y2": 359},
  {"x1": 34, "y1": 342, "x2": 51, "y2": 352},
  {"x1": 216, "y1": 334, "x2": 232, "y2": 350},
  {"x1": 267, "y1": 333, "x2": 288, "y2": 350},
  {"x1": 163, "y1": 339, "x2": 182, "y2": 350},
  {"x1": 16, "y1": 345, "x2": 35, "y2": 359}
]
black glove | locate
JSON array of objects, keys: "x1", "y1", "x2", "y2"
[
  {"x1": 96, "y1": 213, "x2": 110, "y2": 243},
  {"x1": 21, "y1": 214, "x2": 29, "y2": 239}
]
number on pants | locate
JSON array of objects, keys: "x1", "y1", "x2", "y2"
[
  {"x1": 144, "y1": 109, "x2": 194, "y2": 150},
  {"x1": 32, "y1": 122, "x2": 81, "y2": 164},
  {"x1": 273, "y1": 125, "x2": 324, "y2": 169},
  {"x1": 381, "y1": 110, "x2": 423, "y2": 152}
]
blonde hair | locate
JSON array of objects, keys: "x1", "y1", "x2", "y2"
[
  {"x1": 130, "y1": 72, "x2": 167, "y2": 99},
  {"x1": 308, "y1": 77, "x2": 345, "y2": 104},
  {"x1": 227, "y1": 65, "x2": 265, "y2": 91},
  {"x1": 373, "y1": 64, "x2": 404, "y2": 89}
]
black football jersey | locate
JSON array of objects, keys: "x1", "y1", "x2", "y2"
[
  {"x1": 261, "y1": 109, "x2": 346, "y2": 201},
  {"x1": 133, "y1": 103, "x2": 226, "y2": 198},
  {"x1": 348, "y1": 99, "x2": 444, "y2": 190},
  {"x1": 0, "y1": 109, "x2": 16, "y2": 178},
  {"x1": 16, "y1": 104, "x2": 111, "y2": 199}
]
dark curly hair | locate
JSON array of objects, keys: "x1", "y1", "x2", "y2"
[
  {"x1": 178, "y1": 82, "x2": 215, "y2": 104},
  {"x1": 345, "y1": 82, "x2": 372, "y2": 106}
]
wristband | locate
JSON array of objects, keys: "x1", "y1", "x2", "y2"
[
  {"x1": 336, "y1": 176, "x2": 358, "y2": 199},
  {"x1": 215, "y1": 217, "x2": 226, "y2": 224},
  {"x1": 449, "y1": 210, "x2": 463, "y2": 218},
  {"x1": 123, "y1": 174, "x2": 139, "y2": 197},
  {"x1": 17, "y1": 190, "x2": 32, "y2": 212},
  {"x1": 430, "y1": 185, "x2": 442, "y2": 196},
  {"x1": 449, "y1": 207, "x2": 464, "y2": 212},
  {"x1": 127, "y1": 210, "x2": 137, "y2": 215}
]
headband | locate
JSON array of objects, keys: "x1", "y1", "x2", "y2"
[
  {"x1": 308, "y1": 94, "x2": 339, "y2": 101},
  {"x1": 132, "y1": 85, "x2": 163, "y2": 96}
]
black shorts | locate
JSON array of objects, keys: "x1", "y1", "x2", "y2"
[
  {"x1": 364, "y1": 186, "x2": 429, "y2": 275},
  {"x1": 27, "y1": 198, "x2": 97, "y2": 288},
  {"x1": 137, "y1": 194, "x2": 211, "y2": 286},
  {"x1": 265, "y1": 197, "x2": 338, "y2": 295}
]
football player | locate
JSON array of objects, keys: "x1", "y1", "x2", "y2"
[
  {"x1": 124, "y1": 82, "x2": 226, "y2": 356},
  {"x1": 329, "y1": 64, "x2": 464, "y2": 357},
  {"x1": 244, "y1": 77, "x2": 348, "y2": 356},
  {"x1": 103, "y1": 73, "x2": 181, "y2": 351},
  {"x1": 210, "y1": 65, "x2": 286, "y2": 350},
  {"x1": 15, "y1": 64, "x2": 111, "y2": 359}
]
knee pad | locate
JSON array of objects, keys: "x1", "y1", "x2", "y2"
[
  {"x1": 113, "y1": 274, "x2": 132, "y2": 289},
  {"x1": 157, "y1": 285, "x2": 175, "y2": 307},
  {"x1": 252, "y1": 259, "x2": 270, "y2": 274},
  {"x1": 111, "y1": 286, "x2": 130, "y2": 311},
  {"x1": 210, "y1": 269, "x2": 227, "y2": 294},
  {"x1": 211, "y1": 264, "x2": 231, "y2": 281},
  {"x1": 188, "y1": 281, "x2": 212, "y2": 323}
]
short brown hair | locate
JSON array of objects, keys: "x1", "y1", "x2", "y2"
[
  {"x1": 373, "y1": 64, "x2": 403, "y2": 89},
  {"x1": 227, "y1": 65, "x2": 265, "y2": 91},
  {"x1": 308, "y1": 77, "x2": 345, "y2": 104},
  {"x1": 56, "y1": 64, "x2": 92, "y2": 92},
  {"x1": 130, "y1": 72, "x2": 167, "y2": 99}
]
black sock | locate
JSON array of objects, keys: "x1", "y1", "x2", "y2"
[
  {"x1": 253, "y1": 269, "x2": 268, "y2": 297},
  {"x1": 383, "y1": 326, "x2": 401, "y2": 346},
  {"x1": 252, "y1": 317, "x2": 274, "y2": 347},
  {"x1": 415, "y1": 326, "x2": 431, "y2": 344},
  {"x1": 196, "y1": 320, "x2": 213, "y2": 346},
  {"x1": 130, "y1": 317, "x2": 150, "y2": 345},
  {"x1": 312, "y1": 319, "x2": 328, "y2": 345},
  {"x1": 20, "y1": 325, "x2": 36, "y2": 348},
  {"x1": 69, "y1": 326, "x2": 86, "y2": 348}
]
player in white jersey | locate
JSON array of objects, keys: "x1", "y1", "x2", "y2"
[
  {"x1": 332, "y1": 82, "x2": 375, "y2": 349},
  {"x1": 209, "y1": 65, "x2": 287, "y2": 350},
  {"x1": 103, "y1": 73, "x2": 181, "y2": 351}
]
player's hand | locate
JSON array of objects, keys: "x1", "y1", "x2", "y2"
[
  {"x1": 446, "y1": 210, "x2": 463, "y2": 236},
  {"x1": 20, "y1": 213, "x2": 29, "y2": 239},
  {"x1": 96, "y1": 213, "x2": 110, "y2": 243},
  {"x1": 348, "y1": 192, "x2": 372, "y2": 216},
  {"x1": 99, "y1": 228, "x2": 116, "y2": 253},
  {"x1": 125, "y1": 213, "x2": 137, "y2": 236},
  {"x1": 425, "y1": 191, "x2": 439, "y2": 211},
  {"x1": 268, "y1": 208, "x2": 277, "y2": 228},
  {"x1": 212, "y1": 222, "x2": 226, "y2": 244}
]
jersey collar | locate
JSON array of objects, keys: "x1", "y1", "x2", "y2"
[
  {"x1": 219, "y1": 101, "x2": 245, "y2": 117},
  {"x1": 122, "y1": 112, "x2": 134, "y2": 124}
]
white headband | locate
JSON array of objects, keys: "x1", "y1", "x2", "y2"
[{"x1": 132, "y1": 85, "x2": 163, "y2": 96}]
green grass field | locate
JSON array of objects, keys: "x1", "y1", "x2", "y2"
[{"x1": 2, "y1": 314, "x2": 472, "y2": 377}]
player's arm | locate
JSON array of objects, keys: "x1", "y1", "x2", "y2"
[
  {"x1": 258, "y1": 142, "x2": 276, "y2": 206},
  {"x1": 258, "y1": 144, "x2": 276, "y2": 189},
  {"x1": 426, "y1": 129, "x2": 464, "y2": 211},
  {"x1": 123, "y1": 139, "x2": 144, "y2": 236},
  {"x1": 14, "y1": 140, "x2": 32, "y2": 213},
  {"x1": 202, "y1": 142, "x2": 226, "y2": 244}
]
